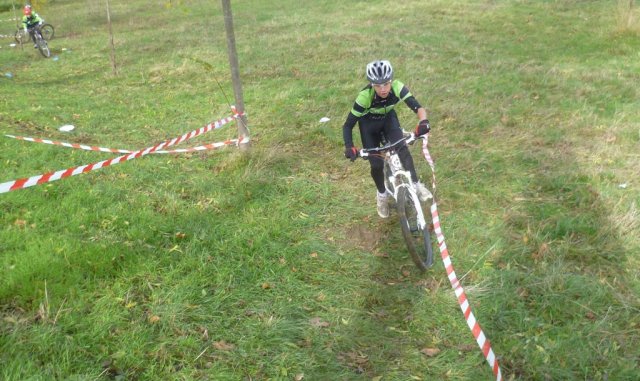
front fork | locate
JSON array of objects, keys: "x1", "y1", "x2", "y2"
[{"x1": 389, "y1": 169, "x2": 428, "y2": 231}]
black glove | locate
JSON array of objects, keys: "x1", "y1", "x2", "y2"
[
  {"x1": 415, "y1": 119, "x2": 431, "y2": 136},
  {"x1": 344, "y1": 146, "x2": 358, "y2": 162}
]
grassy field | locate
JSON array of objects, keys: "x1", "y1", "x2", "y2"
[{"x1": 1, "y1": 0, "x2": 639, "y2": 380}]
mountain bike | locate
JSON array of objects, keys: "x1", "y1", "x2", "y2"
[
  {"x1": 360, "y1": 132, "x2": 435, "y2": 271},
  {"x1": 14, "y1": 23, "x2": 54, "y2": 43},
  {"x1": 32, "y1": 26, "x2": 51, "y2": 58}
]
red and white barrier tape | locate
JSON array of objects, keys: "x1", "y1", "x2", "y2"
[
  {"x1": 4, "y1": 135, "x2": 132, "y2": 154},
  {"x1": 421, "y1": 136, "x2": 503, "y2": 381},
  {"x1": 3, "y1": 135, "x2": 249, "y2": 154},
  {"x1": 5, "y1": 114, "x2": 240, "y2": 154},
  {"x1": 0, "y1": 111, "x2": 244, "y2": 194},
  {"x1": 154, "y1": 136, "x2": 249, "y2": 154}
]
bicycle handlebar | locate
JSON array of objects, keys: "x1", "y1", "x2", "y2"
[{"x1": 358, "y1": 131, "x2": 426, "y2": 158}]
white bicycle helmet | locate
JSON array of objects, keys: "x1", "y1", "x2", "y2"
[{"x1": 366, "y1": 60, "x2": 393, "y2": 84}]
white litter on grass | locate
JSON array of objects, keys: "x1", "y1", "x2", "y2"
[
  {"x1": 319, "y1": 117, "x2": 330, "y2": 123},
  {"x1": 9, "y1": 43, "x2": 16, "y2": 47},
  {"x1": 59, "y1": 125, "x2": 75, "y2": 132},
  {"x1": 618, "y1": 183, "x2": 628, "y2": 189}
]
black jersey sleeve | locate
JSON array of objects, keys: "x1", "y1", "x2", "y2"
[
  {"x1": 342, "y1": 112, "x2": 359, "y2": 148},
  {"x1": 404, "y1": 96, "x2": 422, "y2": 113},
  {"x1": 398, "y1": 85, "x2": 422, "y2": 113}
]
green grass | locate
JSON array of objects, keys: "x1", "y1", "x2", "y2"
[{"x1": 2, "y1": 0, "x2": 640, "y2": 380}]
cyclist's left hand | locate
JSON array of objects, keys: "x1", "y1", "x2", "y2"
[{"x1": 415, "y1": 119, "x2": 430, "y2": 136}]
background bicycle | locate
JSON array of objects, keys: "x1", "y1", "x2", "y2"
[{"x1": 360, "y1": 132, "x2": 435, "y2": 271}]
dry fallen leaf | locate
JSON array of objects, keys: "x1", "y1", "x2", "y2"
[
  {"x1": 148, "y1": 315, "x2": 160, "y2": 324},
  {"x1": 213, "y1": 340, "x2": 235, "y2": 351},
  {"x1": 456, "y1": 344, "x2": 476, "y2": 352},
  {"x1": 532, "y1": 242, "x2": 550, "y2": 261},
  {"x1": 339, "y1": 351, "x2": 369, "y2": 370},
  {"x1": 309, "y1": 317, "x2": 330, "y2": 328},
  {"x1": 420, "y1": 347, "x2": 441, "y2": 357}
]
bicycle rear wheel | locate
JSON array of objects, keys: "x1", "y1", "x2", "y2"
[
  {"x1": 14, "y1": 29, "x2": 25, "y2": 44},
  {"x1": 40, "y1": 24, "x2": 54, "y2": 40},
  {"x1": 397, "y1": 186, "x2": 434, "y2": 271}
]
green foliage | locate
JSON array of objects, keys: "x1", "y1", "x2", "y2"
[
  {"x1": 1, "y1": 0, "x2": 639, "y2": 380},
  {"x1": 0, "y1": 0, "x2": 14, "y2": 13}
]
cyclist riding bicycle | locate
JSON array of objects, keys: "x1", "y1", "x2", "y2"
[
  {"x1": 342, "y1": 60, "x2": 432, "y2": 218},
  {"x1": 21, "y1": 5, "x2": 44, "y2": 48}
]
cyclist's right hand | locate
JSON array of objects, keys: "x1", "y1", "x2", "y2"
[{"x1": 344, "y1": 146, "x2": 358, "y2": 162}]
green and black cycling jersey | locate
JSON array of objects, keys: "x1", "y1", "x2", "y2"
[
  {"x1": 22, "y1": 13, "x2": 44, "y2": 30},
  {"x1": 343, "y1": 79, "x2": 422, "y2": 148}
]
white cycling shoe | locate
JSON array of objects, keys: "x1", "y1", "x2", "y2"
[
  {"x1": 413, "y1": 182, "x2": 433, "y2": 202},
  {"x1": 376, "y1": 191, "x2": 390, "y2": 218}
]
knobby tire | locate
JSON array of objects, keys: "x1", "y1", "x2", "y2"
[
  {"x1": 14, "y1": 29, "x2": 24, "y2": 44},
  {"x1": 383, "y1": 161, "x2": 395, "y2": 196},
  {"x1": 40, "y1": 24, "x2": 54, "y2": 40},
  {"x1": 35, "y1": 33, "x2": 50, "y2": 58},
  {"x1": 397, "y1": 187, "x2": 434, "y2": 271}
]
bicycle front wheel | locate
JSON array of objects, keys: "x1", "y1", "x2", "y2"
[
  {"x1": 36, "y1": 34, "x2": 50, "y2": 58},
  {"x1": 397, "y1": 186, "x2": 434, "y2": 271},
  {"x1": 383, "y1": 160, "x2": 395, "y2": 196}
]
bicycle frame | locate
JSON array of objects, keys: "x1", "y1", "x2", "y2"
[
  {"x1": 31, "y1": 26, "x2": 50, "y2": 58},
  {"x1": 16, "y1": 23, "x2": 54, "y2": 44},
  {"x1": 360, "y1": 133, "x2": 429, "y2": 230}
]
